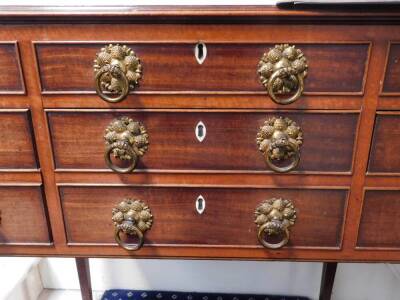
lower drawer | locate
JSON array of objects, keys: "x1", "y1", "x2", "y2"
[
  {"x1": 60, "y1": 185, "x2": 347, "y2": 249},
  {"x1": 357, "y1": 189, "x2": 400, "y2": 249},
  {"x1": 0, "y1": 186, "x2": 51, "y2": 245}
]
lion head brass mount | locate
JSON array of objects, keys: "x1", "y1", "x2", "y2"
[
  {"x1": 104, "y1": 116, "x2": 149, "y2": 173},
  {"x1": 94, "y1": 44, "x2": 142, "y2": 103},
  {"x1": 256, "y1": 116, "x2": 303, "y2": 173},
  {"x1": 258, "y1": 44, "x2": 308, "y2": 105},
  {"x1": 255, "y1": 197, "x2": 296, "y2": 249},
  {"x1": 112, "y1": 198, "x2": 153, "y2": 251}
]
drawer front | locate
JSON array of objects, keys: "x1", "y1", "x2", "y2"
[
  {"x1": 0, "y1": 43, "x2": 24, "y2": 94},
  {"x1": 0, "y1": 110, "x2": 38, "y2": 169},
  {"x1": 368, "y1": 113, "x2": 400, "y2": 174},
  {"x1": 382, "y1": 43, "x2": 400, "y2": 94},
  {"x1": 35, "y1": 42, "x2": 369, "y2": 94},
  {"x1": 357, "y1": 190, "x2": 400, "y2": 249},
  {"x1": 48, "y1": 110, "x2": 358, "y2": 173},
  {"x1": 0, "y1": 186, "x2": 51, "y2": 245},
  {"x1": 60, "y1": 186, "x2": 347, "y2": 248}
]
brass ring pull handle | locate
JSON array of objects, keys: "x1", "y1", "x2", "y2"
[
  {"x1": 112, "y1": 199, "x2": 153, "y2": 251},
  {"x1": 265, "y1": 140, "x2": 300, "y2": 173},
  {"x1": 267, "y1": 67, "x2": 305, "y2": 105},
  {"x1": 95, "y1": 64, "x2": 130, "y2": 103},
  {"x1": 258, "y1": 44, "x2": 308, "y2": 105},
  {"x1": 254, "y1": 198, "x2": 296, "y2": 249},
  {"x1": 256, "y1": 116, "x2": 303, "y2": 173},
  {"x1": 104, "y1": 117, "x2": 149, "y2": 173},
  {"x1": 94, "y1": 44, "x2": 142, "y2": 103},
  {"x1": 115, "y1": 222, "x2": 144, "y2": 251}
]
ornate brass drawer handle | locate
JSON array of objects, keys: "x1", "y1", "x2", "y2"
[
  {"x1": 94, "y1": 44, "x2": 142, "y2": 103},
  {"x1": 104, "y1": 116, "x2": 149, "y2": 173},
  {"x1": 255, "y1": 198, "x2": 296, "y2": 249},
  {"x1": 256, "y1": 116, "x2": 303, "y2": 173},
  {"x1": 112, "y1": 198, "x2": 153, "y2": 251},
  {"x1": 258, "y1": 44, "x2": 308, "y2": 105}
]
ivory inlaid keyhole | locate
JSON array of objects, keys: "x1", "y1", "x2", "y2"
[
  {"x1": 195, "y1": 121, "x2": 206, "y2": 142},
  {"x1": 194, "y1": 42, "x2": 207, "y2": 64},
  {"x1": 195, "y1": 195, "x2": 206, "y2": 214}
]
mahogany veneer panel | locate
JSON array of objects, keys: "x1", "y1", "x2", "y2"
[
  {"x1": 368, "y1": 113, "x2": 400, "y2": 174},
  {"x1": 47, "y1": 110, "x2": 359, "y2": 173},
  {"x1": 357, "y1": 190, "x2": 400, "y2": 249},
  {"x1": 0, "y1": 43, "x2": 24, "y2": 93},
  {"x1": 0, "y1": 110, "x2": 38, "y2": 169},
  {"x1": 0, "y1": 186, "x2": 50, "y2": 244},
  {"x1": 382, "y1": 43, "x2": 400, "y2": 94},
  {"x1": 35, "y1": 43, "x2": 369, "y2": 94},
  {"x1": 60, "y1": 186, "x2": 347, "y2": 248}
]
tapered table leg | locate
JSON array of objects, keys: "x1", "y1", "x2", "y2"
[
  {"x1": 319, "y1": 262, "x2": 338, "y2": 300},
  {"x1": 75, "y1": 257, "x2": 93, "y2": 300}
]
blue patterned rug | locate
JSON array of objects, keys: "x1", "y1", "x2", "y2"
[{"x1": 101, "y1": 290, "x2": 310, "y2": 300}]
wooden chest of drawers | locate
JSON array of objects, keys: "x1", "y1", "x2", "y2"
[{"x1": 0, "y1": 5, "x2": 400, "y2": 264}]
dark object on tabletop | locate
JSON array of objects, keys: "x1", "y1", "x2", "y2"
[{"x1": 277, "y1": 0, "x2": 400, "y2": 7}]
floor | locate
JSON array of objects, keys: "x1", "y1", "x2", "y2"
[{"x1": 38, "y1": 289, "x2": 103, "y2": 300}]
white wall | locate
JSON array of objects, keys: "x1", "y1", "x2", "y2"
[
  {"x1": 38, "y1": 258, "x2": 400, "y2": 300},
  {"x1": 40, "y1": 259, "x2": 322, "y2": 299}
]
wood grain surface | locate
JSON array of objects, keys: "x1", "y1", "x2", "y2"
[
  {"x1": 47, "y1": 110, "x2": 359, "y2": 173},
  {"x1": 357, "y1": 189, "x2": 400, "y2": 249},
  {"x1": 60, "y1": 185, "x2": 347, "y2": 248},
  {"x1": 368, "y1": 113, "x2": 400, "y2": 174},
  {"x1": 35, "y1": 43, "x2": 369, "y2": 94},
  {"x1": 0, "y1": 12, "x2": 396, "y2": 261},
  {"x1": 0, "y1": 185, "x2": 50, "y2": 244},
  {"x1": 0, "y1": 42, "x2": 24, "y2": 93},
  {"x1": 0, "y1": 110, "x2": 38, "y2": 169}
]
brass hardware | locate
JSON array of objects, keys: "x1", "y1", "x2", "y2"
[
  {"x1": 104, "y1": 116, "x2": 149, "y2": 173},
  {"x1": 258, "y1": 44, "x2": 308, "y2": 105},
  {"x1": 256, "y1": 116, "x2": 302, "y2": 173},
  {"x1": 112, "y1": 198, "x2": 153, "y2": 251},
  {"x1": 254, "y1": 197, "x2": 296, "y2": 249},
  {"x1": 94, "y1": 44, "x2": 142, "y2": 103}
]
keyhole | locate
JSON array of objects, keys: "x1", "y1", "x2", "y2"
[
  {"x1": 198, "y1": 198, "x2": 203, "y2": 210},
  {"x1": 197, "y1": 125, "x2": 204, "y2": 138},
  {"x1": 197, "y1": 44, "x2": 204, "y2": 59},
  {"x1": 194, "y1": 42, "x2": 207, "y2": 64},
  {"x1": 195, "y1": 195, "x2": 206, "y2": 214},
  {"x1": 195, "y1": 121, "x2": 206, "y2": 142}
]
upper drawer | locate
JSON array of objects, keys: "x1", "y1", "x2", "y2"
[
  {"x1": 47, "y1": 109, "x2": 359, "y2": 174},
  {"x1": 0, "y1": 109, "x2": 38, "y2": 169},
  {"x1": 35, "y1": 42, "x2": 369, "y2": 96},
  {"x1": 381, "y1": 42, "x2": 400, "y2": 95},
  {"x1": 0, "y1": 185, "x2": 51, "y2": 245},
  {"x1": 0, "y1": 42, "x2": 24, "y2": 94}
]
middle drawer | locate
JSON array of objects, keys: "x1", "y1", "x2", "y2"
[{"x1": 47, "y1": 110, "x2": 359, "y2": 173}]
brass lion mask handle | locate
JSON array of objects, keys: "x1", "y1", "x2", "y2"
[
  {"x1": 256, "y1": 116, "x2": 303, "y2": 173},
  {"x1": 254, "y1": 198, "x2": 296, "y2": 249},
  {"x1": 94, "y1": 44, "x2": 142, "y2": 103},
  {"x1": 112, "y1": 198, "x2": 153, "y2": 251},
  {"x1": 104, "y1": 116, "x2": 149, "y2": 173},
  {"x1": 258, "y1": 44, "x2": 308, "y2": 105}
]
